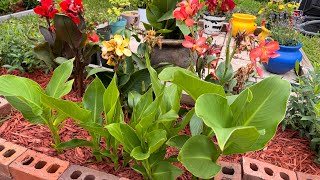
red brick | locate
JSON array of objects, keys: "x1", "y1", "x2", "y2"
[
  {"x1": 242, "y1": 157, "x2": 297, "y2": 180},
  {"x1": 59, "y1": 164, "x2": 119, "y2": 180},
  {"x1": 0, "y1": 141, "x2": 27, "y2": 177},
  {"x1": 296, "y1": 172, "x2": 320, "y2": 180},
  {"x1": 0, "y1": 98, "x2": 12, "y2": 115},
  {"x1": 215, "y1": 161, "x2": 242, "y2": 180},
  {"x1": 9, "y1": 149, "x2": 69, "y2": 180}
]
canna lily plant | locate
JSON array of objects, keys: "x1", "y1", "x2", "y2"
[
  {"x1": 34, "y1": 0, "x2": 101, "y2": 95},
  {"x1": 0, "y1": 60, "x2": 75, "y2": 153}
]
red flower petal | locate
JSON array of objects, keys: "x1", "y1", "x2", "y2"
[
  {"x1": 182, "y1": 40, "x2": 194, "y2": 48},
  {"x1": 195, "y1": 37, "x2": 206, "y2": 46},
  {"x1": 185, "y1": 18, "x2": 194, "y2": 27}
]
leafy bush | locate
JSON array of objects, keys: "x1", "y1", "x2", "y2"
[
  {"x1": 0, "y1": 0, "x2": 18, "y2": 13},
  {"x1": 22, "y1": 0, "x2": 39, "y2": 9},
  {"x1": 283, "y1": 70, "x2": 320, "y2": 162},
  {"x1": 0, "y1": 16, "x2": 45, "y2": 72}
]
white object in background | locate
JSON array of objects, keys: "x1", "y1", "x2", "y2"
[
  {"x1": 138, "y1": 8, "x2": 149, "y2": 24},
  {"x1": 203, "y1": 14, "x2": 226, "y2": 35}
]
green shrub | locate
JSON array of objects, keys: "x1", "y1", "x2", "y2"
[
  {"x1": 0, "y1": 0, "x2": 18, "y2": 13},
  {"x1": 0, "y1": 16, "x2": 45, "y2": 72},
  {"x1": 283, "y1": 70, "x2": 320, "y2": 162}
]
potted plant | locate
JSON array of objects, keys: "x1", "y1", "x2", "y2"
[
  {"x1": 204, "y1": 0, "x2": 236, "y2": 34},
  {"x1": 132, "y1": 0, "x2": 152, "y2": 24},
  {"x1": 146, "y1": 0, "x2": 193, "y2": 67},
  {"x1": 263, "y1": 24, "x2": 303, "y2": 74},
  {"x1": 121, "y1": 10, "x2": 140, "y2": 28},
  {"x1": 107, "y1": 0, "x2": 130, "y2": 35}
]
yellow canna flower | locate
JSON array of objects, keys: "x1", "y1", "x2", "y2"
[
  {"x1": 101, "y1": 35, "x2": 132, "y2": 66},
  {"x1": 279, "y1": 5, "x2": 284, "y2": 10},
  {"x1": 287, "y1": 3, "x2": 292, "y2": 8}
]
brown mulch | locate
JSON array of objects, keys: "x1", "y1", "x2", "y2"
[{"x1": 0, "y1": 68, "x2": 320, "y2": 179}]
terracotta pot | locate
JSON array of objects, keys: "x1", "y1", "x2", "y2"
[
  {"x1": 203, "y1": 13, "x2": 226, "y2": 34},
  {"x1": 121, "y1": 11, "x2": 140, "y2": 27},
  {"x1": 151, "y1": 39, "x2": 192, "y2": 68},
  {"x1": 231, "y1": 13, "x2": 257, "y2": 37}
]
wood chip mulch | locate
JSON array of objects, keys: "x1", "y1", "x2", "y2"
[{"x1": 0, "y1": 68, "x2": 319, "y2": 179}]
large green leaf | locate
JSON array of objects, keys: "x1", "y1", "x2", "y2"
[
  {"x1": 41, "y1": 95, "x2": 91, "y2": 123},
  {"x1": 106, "y1": 123, "x2": 140, "y2": 152},
  {"x1": 34, "y1": 42, "x2": 57, "y2": 68},
  {"x1": 152, "y1": 161, "x2": 183, "y2": 180},
  {"x1": 54, "y1": 14, "x2": 83, "y2": 49},
  {"x1": 178, "y1": 135, "x2": 221, "y2": 179},
  {"x1": 195, "y1": 76, "x2": 291, "y2": 155},
  {"x1": 147, "y1": 130, "x2": 167, "y2": 154},
  {"x1": 120, "y1": 69, "x2": 151, "y2": 94},
  {"x1": 45, "y1": 59, "x2": 74, "y2": 98},
  {"x1": 104, "y1": 74, "x2": 121, "y2": 125},
  {"x1": 0, "y1": 76, "x2": 45, "y2": 124},
  {"x1": 83, "y1": 78, "x2": 105, "y2": 123},
  {"x1": 166, "y1": 135, "x2": 190, "y2": 150},
  {"x1": 131, "y1": 146, "x2": 150, "y2": 160},
  {"x1": 159, "y1": 67, "x2": 225, "y2": 100}
]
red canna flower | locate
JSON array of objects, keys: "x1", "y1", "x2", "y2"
[
  {"x1": 59, "y1": 0, "x2": 84, "y2": 24},
  {"x1": 182, "y1": 36, "x2": 208, "y2": 54},
  {"x1": 34, "y1": 0, "x2": 59, "y2": 19},
  {"x1": 88, "y1": 31, "x2": 99, "y2": 43},
  {"x1": 250, "y1": 40, "x2": 280, "y2": 76},
  {"x1": 220, "y1": 0, "x2": 236, "y2": 12},
  {"x1": 206, "y1": 0, "x2": 236, "y2": 14},
  {"x1": 173, "y1": 7, "x2": 195, "y2": 27},
  {"x1": 174, "y1": 0, "x2": 202, "y2": 27}
]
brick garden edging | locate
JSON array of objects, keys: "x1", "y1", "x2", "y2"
[{"x1": 0, "y1": 99, "x2": 320, "y2": 179}]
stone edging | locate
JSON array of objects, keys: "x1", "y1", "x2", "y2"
[
  {"x1": 0, "y1": 98, "x2": 319, "y2": 179},
  {"x1": 0, "y1": 9, "x2": 34, "y2": 23}
]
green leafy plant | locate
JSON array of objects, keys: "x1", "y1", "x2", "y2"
[
  {"x1": 34, "y1": 0, "x2": 100, "y2": 95},
  {"x1": 0, "y1": 0, "x2": 18, "y2": 13},
  {"x1": 41, "y1": 74, "x2": 123, "y2": 164},
  {"x1": 0, "y1": 16, "x2": 45, "y2": 72},
  {"x1": 271, "y1": 25, "x2": 300, "y2": 46},
  {"x1": 0, "y1": 60, "x2": 75, "y2": 153},
  {"x1": 283, "y1": 70, "x2": 320, "y2": 162},
  {"x1": 106, "y1": 0, "x2": 130, "y2": 23},
  {"x1": 145, "y1": 0, "x2": 182, "y2": 39},
  {"x1": 159, "y1": 67, "x2": 291, "y2": 179}
]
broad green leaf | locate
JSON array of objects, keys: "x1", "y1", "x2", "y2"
[
  {"x1": 83, "y1": 78, "x2": 105, "y2": 123},
  {"x1": 159, "y1": 67, "x2": 225, "y2": 100},
  {"x1": 149, "y1": 151, "x2": 166, "y2": 168},
  {"x1": 104, "y1": 74, "x2": 120, "y2": 125},
  {"x1": 0, "y1": 76, "x2": 45, "y2": 124},
  {"x1": 85, "y1": 66, "x2": 109, "y2": 79},
  {"x1": 46, "y1": 59, "x2": 74, "y2": 98},
  {"x1": 128, "y1": 91, "x2": 142, "y2": 109},
  {"x1": 178, "y1": 135, "x2": 221, "y2": 179},
  {"x1": 132, "y1": 89, "x2": 153, "y2": 126},
  {"x1": 169, "y1": 109, "x2": 195, "y2": 137},
  {"x1": 34, "y1": 42, "x2": 57, "y2": 68},
  {"x1": 176, "y1": 20, "x2": 191, "y2": 35},
  {"x1": 56, "y1": 139, "x2": 93, "y2": 149},
  {"x1": 195, "y1": 76, "x2": 291, "y2": 155},
  {"x1": 157, "y1": 9, "x2": 174, "y2": 22},
  {"x1": 146, "y1": 52, "x2": 163, "y2": 98},
  {"x1": 131, "y1": 146, "x2": 150, "y2": 160},
  {"x1": 78, "y1": 122, "x2": 109, "y2": 138},
  {"x1": 190, "y1": 113, "x2": 203, "y2": 136},
  {"x1": 162, "y1": 84, "x2": 182, "y2": 113},
  {"x1": 41, "y1": 94, "x2": 91, "y2": 122},
  {"x1": 158, "y1": 110, "x2": 179, "y2": 122},
  {"x1": 152, "y1": 161, "x2": 183, "y2": 180},
  {"x1": 146, "y1": 5, "x2": 163, "y2": 30},
  {"x1": 120, "y1": 69, "x2": 151, "y2": 94},
  {"x1": 131, "y1": 164, "x2": 148, "y2": 177},
  {"x1": 106, "y1": 123, "x2": 140, "y2": 152},
  {"x1": 147, "y1": 130, "x2": 167, "y2": 154},
  {"x1": 166, "y1": 135, "x2": 190, "y2": 150}
]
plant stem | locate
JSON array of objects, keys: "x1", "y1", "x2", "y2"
[
  {"x1": 48, "y1": 123, "x2": 62, "y2": 153},
  {"x1": 143, "y1": 159, "x2": 153, "y2": 180}
]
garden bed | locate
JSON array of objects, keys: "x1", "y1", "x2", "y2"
[{"x1": 0, "y1": 68, "x2": 319, "y2": 179}]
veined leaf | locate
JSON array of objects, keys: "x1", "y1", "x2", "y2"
[
  {"x1": 131, "y1": 146, "x2": 150, "y2": 160},
  {"x1": 147, "y1": 129, "x2": 167, "y2": 154},
  {"x1": 178, "y1": 135, "x2": 221, "y2": 179},
  {"x1": 56, "y1": 139, "x2": 93, "y2": 149},
  {"x1": 45, "y1": 59, "x2": 74, "y2": 98},
  {"x1": 152, "y1": 161, "x2": 183, "y2": 180},
  {"x1": 159, "y1": 67, "x2": 225, "y2": 100}
]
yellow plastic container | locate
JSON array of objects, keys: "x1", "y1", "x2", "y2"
[
  {"x1": 231, "y1": 13, "x2": 257, "y2": 37},
  {"x1": 258, "y1": 26, "x2": 271, "y2": 42}
]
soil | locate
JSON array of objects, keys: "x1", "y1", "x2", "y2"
[{"x1": 0, "y1": 67, "x2": 320, "y2": 179}]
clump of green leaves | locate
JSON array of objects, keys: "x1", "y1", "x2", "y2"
[
  {"x1": 271, "y1": 24, "x2": 300, "y2": 46},
  {"x1": 283, "y1": 69, "x2": 320, "y2": 162},
  {"x1": 0, "y1": 60, "x2": 75, "y2": 153},
  {"x1": 0, "y1": 16, "x2": 45, "y2": 72},
  {"x1": 0, "y1": 0, "x2": 18, "y2": 13}
]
